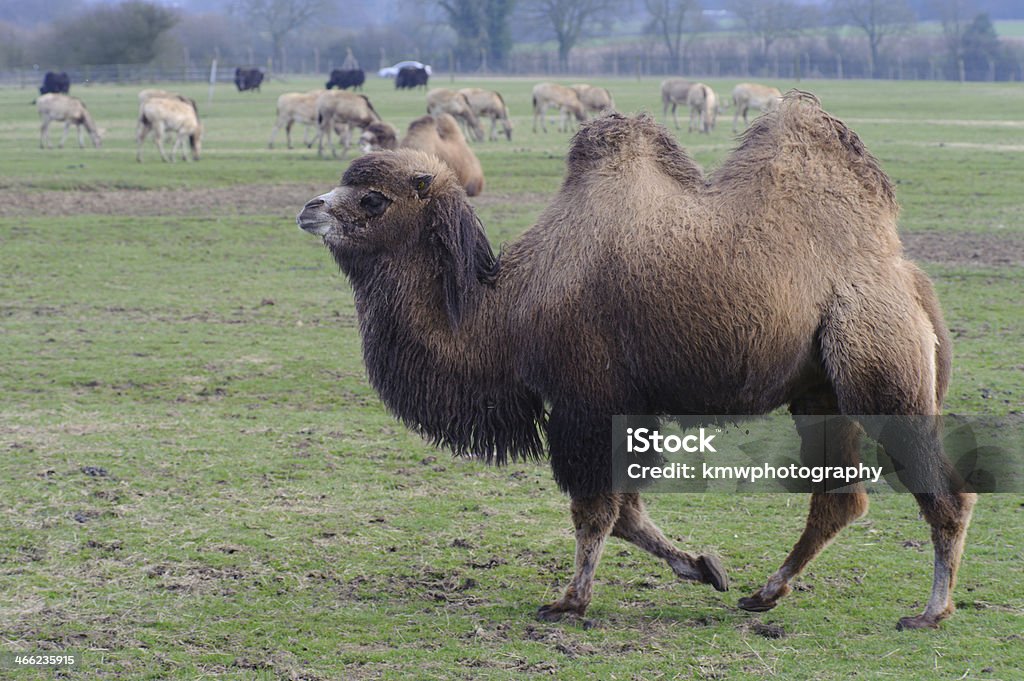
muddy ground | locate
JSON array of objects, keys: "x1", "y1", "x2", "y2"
[{"x1": 2, "y1": 185, "x2": 1021, "y2": 267}]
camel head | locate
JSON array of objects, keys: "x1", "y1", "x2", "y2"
[{"x1": 297, "y1": 149, "x2": 497, "y2": 328}]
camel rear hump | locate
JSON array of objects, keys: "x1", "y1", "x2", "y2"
[{"x1": 717, "y1": 91, "x2": 897, "y2": 215}]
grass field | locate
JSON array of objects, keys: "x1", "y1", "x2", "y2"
[{"x1": 1, "y1": 76, "x2": 1022, "y2": 680}]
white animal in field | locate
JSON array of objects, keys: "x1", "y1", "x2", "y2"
[
  {"x1": 315, "y1": 90, "x2": 382, "y2": 159},
  {"x1": 136, "y1": 95, "x2": 203, "y2": 162},
  {"x1": 660, "y1": 78, "x2": 693, "y2": 130},
  {"x1": 36, "y1": 93, "x2": 102, "y2": 149},
  {"x1": 426, "y1": 88, "x2": 485, "y2": 142},
  {"x1": 570, "y1": 83, "x2": 615, "y2": 114},
  {"x1": 138, "y1": 89, "x2": 197, "y2": 112},
  {"x1": 532, "y1": 83, "x2": 587, "y2": 133},
  {"x1": 457, "y1": 87, "x2": 514, "y2": 141},
  {"x1": 268, "y1": 90, "x2": 331, "y2": 149},
  {"x1": 732, "y1": 83, "x2": 783, "y2": 132},
  {"x1": 687, "y1": 82, "x2": 718, "y2": 134}
]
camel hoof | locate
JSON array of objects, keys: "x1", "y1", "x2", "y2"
[
  {"x1": 536, "y1": 604, "x2": 566, "y2": 622},
  {"x1": 698, "y1": 554, "x2": 729, "y2": 592},
  {"x1": 737, "y1": 595, "x2": 778, "y2": 612},
  {"x1": 896, "y1": 615, "x2": 943, "y2": 631},
  {"x1": 536, "y1": 602, "x2": 583, "y2": 622}
]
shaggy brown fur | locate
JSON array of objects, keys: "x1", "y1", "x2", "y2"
[
  {"x1": 362, "y1": 114, "x2": 484, "y2": 197},
  {"x1": 297, "y1": 93, "x2": 974, "y2": 631}
]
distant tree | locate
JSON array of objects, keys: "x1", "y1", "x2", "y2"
[
  {"x1": 521, "y1": 0, "x2": 619, "y2": 71},
  {"x1": 438, "y1": 0, "x2": 483, "y2": 68},
  {"x1": 437, "y1": 0, "x2": 515, "y2": 69},
  {"x1": 171, "y1": 12, "x2": 250, "y2": 63},
  {"x1": 47, "y1": 1, "x2": 178, "y2": 65},
  {"x1": 483, "y1": 0, "x2": 515, "y2": 69},
  {"x1": 830, "y1": 0, "x2": 915, "y2": 78},
  {"x1": 234, "y1": 0, "x2": 328, "y2": 65},
  {"x1": 930, "y1": 0, "x2": 973, "y2": 71},
  {"x1": 961, "y1": 13, "x2": 1000, "y2": 79},
  {"x1": 0, "y1": 20, "x2": 29, "y2": 67},
  {"x1": 644, "y1": 0, "x2": 703, "y2": 74},
  {"x1": 727, "y1": 0, "x2": 817, "y2": 65}
]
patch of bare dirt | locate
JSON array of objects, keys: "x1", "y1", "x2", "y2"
[
  {"x1": 0, "y1": 183, "x2": 324, "y2": 219},
  {"x1": 901, "y1": 231, "x2": 1024, "y2": 267}
]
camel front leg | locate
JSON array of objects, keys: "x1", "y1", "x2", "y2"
[
  {"x1": 77, "y1": 123, "x2": 85, "y2": 148},
  {"x1": 59, "y1": 121, "x2": 71, "y2": 148},
  {"x1": 537, "y1": 494, "x2": 621, "y2": 621},
  {"x1": 40, "y1": 119, "x2": 51, "y2": 148},
  {"x1": 740, "y1": 412, "x2": 868, "y2": 612},
  {"x1": 612, "y1": 493, "x2": 728, "y2": 590},
  {"x1": 740, "y1": 488, "x2": 868, "y2": 612}
]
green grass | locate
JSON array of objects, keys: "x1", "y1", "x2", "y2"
[{"x1": 1, "y1": 78, "x2": 1022, "y2": 679}]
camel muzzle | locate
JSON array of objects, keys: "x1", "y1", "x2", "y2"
[{"x1": 297, "y1": 194, "x2": 334, "y2": 236}]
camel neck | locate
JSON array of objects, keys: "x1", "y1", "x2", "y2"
[{"x1": 341, "y1": 252, "x2": 545, "y2": 463}]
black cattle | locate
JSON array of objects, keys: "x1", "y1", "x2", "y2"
[
  {"x1": 234, "y1": 67, "x2": 264, "y2": 92},
  {"x1": 39, "y1": 71, "x2": 70, "y2": 95},
  {"x1": 326, "y1": 68, "x2": 365, "y2": 90},
  {"x1": 395, "y1": 66, "x2": 429, "y2": 90}
]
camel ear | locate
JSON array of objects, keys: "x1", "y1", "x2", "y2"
[
  {"x1": 412, "y1": 173, "x2": 433, "y2": 198},
  {"x1": 430, "y1": 191, "x2": 496, "y2": 330}
]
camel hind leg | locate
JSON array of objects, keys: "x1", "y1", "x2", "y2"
[{"x1": 816, "y1": 281, "x2": 974, "y2": 629}]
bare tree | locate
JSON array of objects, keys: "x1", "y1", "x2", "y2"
[
  {"x1": 234, "y1": 0, "x2": 328, "y2": 66},
  {"x1": 727, "y1": 0, "x2": 816, "y2": 65},
  {"x1": 931, "y1": 0, "x2": 974, "y2": 74},
  {"x1": 830, "y1": 0, "x2": 914, "y2": 78},
  {"x1": 645, "y1": 0, "x2": 703, "y2": 74},
  {"x1": 521, "y1": 0, "x2": 619, "y2": 72}
]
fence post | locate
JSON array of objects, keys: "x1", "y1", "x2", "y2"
[{"x1": 208, "y1": 59, "x2": 217, "y2": 105}]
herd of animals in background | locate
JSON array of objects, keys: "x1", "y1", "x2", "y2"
[{"x1": 33, "y1": 70, "x2": 786, "y2": 184}]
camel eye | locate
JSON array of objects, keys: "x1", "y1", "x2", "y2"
[{"x1": 359, "y1": 191, "x2": 391, "y2": 216}]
